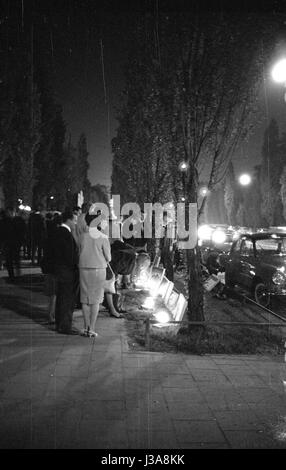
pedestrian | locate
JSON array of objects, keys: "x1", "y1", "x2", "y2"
[
  {"x1": 73, "y1": 203, "x2": 91, "y2": 310},
  {"x1": 205, "y1": 251, "x2": 227, "y2": 300},
  {"x1": 41, "y1": 213, "x2": 62, "y2": 325},
  {"x1": 0, "y1": 209, "x2": 5, "y2": 270},
  {"x1": 28, "y1": 205, "x2": 46, "y2": 265},
  {"x1": 53, "y1": 209, "x2": 79, "y2": 335},
  {"x1": 13, "y1": 209, "x2": 27, "y2": 263},
  {"x1": 78, "y1": 212, "x2": 111, "y2": 337},
  {"x1": 2, "y1": 207, "x2": 20, "y2": 283},
  {"x1": 75, "y1": 202, "x2": 91, "y2": 243}
]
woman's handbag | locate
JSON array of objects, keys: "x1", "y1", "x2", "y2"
[
  {"x1": 105, "y1": 263, "x2": 116, "y2": 294},
  {"x1": 106, "y1": 263, "x2": 114, "y2": 281}
]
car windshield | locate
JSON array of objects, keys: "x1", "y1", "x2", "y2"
[{"x1": 255, "y1": 237, "x2": 286, "y2": 254}]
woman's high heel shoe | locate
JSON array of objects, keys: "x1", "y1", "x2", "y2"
[{"x1": 109, "y1": 311, "x2": 124, "y2": 318}]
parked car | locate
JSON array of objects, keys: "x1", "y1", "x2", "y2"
[{"x1": 223, "y1": 232, "x2": 286, "y2": 307}]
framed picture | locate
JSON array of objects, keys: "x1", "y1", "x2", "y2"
[
  {"x1": 164, "y1": 281, "x2": 174, "y2": 303},
  {"x1": 203, "y1": 274, "x2": 220, "y2": 292},
  {"x1": 173, "y1": 293, "x2": 188, "y2": 322},
  {"x1": 158, "y1": 276, "x2": 170, "y2": 299},
  {"x1": 166, "y1": 290, "x2": 180, "y2": 314},
  {"x1": 148, "y1": 267, "x2": 165, "y2": 293},
  {"x1": 152, "y1": 254, "x2": 161, "y2": 268}
]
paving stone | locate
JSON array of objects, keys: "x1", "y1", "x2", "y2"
[
  {"x1": 167, "y1": 402, "x2": 214, "y2": 420},
  {"x1": 82, "y1": 400, "x2": 125, "y2": 420},
  {"x1": 77, "y1": 420, "x2": 128, "y2": 449},
  {"x1": 234, "y1": 387, "x2": 286, "y2": 405},
  {"x1": 184, "y1": 358, "x2": 218, "y2": 370},
  {"x1": 54, "y1": 363, "x2": 90, "y2": 378},
  {"x1": 85, "y1": 383, "x2": 124, "y2": 400},
  {"x1": 191, "y1": 369, "x2": 230, "y2": 384},
  {"x1": 152, "y1": 363, "x2": 190, "y2": 375},
  {"x1": 126, "y1": 410, "x2": 174, "y2": 430},
  {"x1": 248, "y1": 405, "x2": 286, "y2": 427},
  {"x1": 217, "y1": 365, "x2": 254, "y2": 375},
  {"x1": 125, "y1": 396, "x2": 169, "y2": 414},
  {"x1": 124, "y1": 369, "x2": 162, "y2": 380},
  {"x1": 227, "y1": 374, "x2": 270, "y2": 387},
  {"x1": 122, "y1": 356, "x2": 154, "y2": 368},
  {"x1": 45, "y1": 376, "x2": 87, "y2": 401},
  {"x1": 161, "y1": 374, "x2": 196, "y2": 388},
  {"x1": 197, "y1": 384, "x2": 250, "y2": 411},
  {"x1": 1, "y1": 381, "x2": 48, "y2": 400},
  {"x1": 124, "y1": 379, "x2": 162, "y2": 394},
  {"x1": 163, "y1": 387, "x2": 205, "y2": 404},
  {"x1": 127, "y1": 430, "x2": 179, "y2": 449},
  {"x1": 213, "y1": 410, "x2": 265, "y2": 431},
  {"x1": 211, "y1": 357, "x2": 247, "y2": 366},
  {"x1": 223, "y1": 430, "x2": 283, "y2": 449},
  {"x1": 173, "y1": 420, "x2": 226, "y2": 444}
]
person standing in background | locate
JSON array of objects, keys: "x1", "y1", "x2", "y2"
[
  {"x1": 28, "y1": 205, "x2": 46, "y2": 266},
  {"x1": 41, "y1": 213, "x2": 62, "y2": 325},
  {"x1": 53, "y1": 210, "x2": 79, "y2": 335},
  {"x1": 2, "y1": 207, "x2": 20, "y2": 283}
]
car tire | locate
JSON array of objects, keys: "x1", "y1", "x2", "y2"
[{"x1": 253, "y1": 282, "x2": 270, "y2": 308}]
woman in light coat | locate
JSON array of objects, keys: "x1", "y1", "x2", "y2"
[{"x1": 79, "y1": 214, "x2": 111, "y2": 337}]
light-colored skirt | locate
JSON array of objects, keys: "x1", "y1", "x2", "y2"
[{"x1": 80, "y1": 268, "x2": 106, "y2": 305}]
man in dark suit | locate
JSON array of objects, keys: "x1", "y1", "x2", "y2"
[{"x1": 53, "y1": 209, "x2": 79, "y2": 335}]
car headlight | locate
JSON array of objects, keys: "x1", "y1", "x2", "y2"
[
  {"x1": 198, "y1": 225, "x2": 212, "y2": 241},
  {"x1": 272, "y1": 271, "x2": 286, "y2": 285},
  {"x1": 212, "y1": 230, "x2": 226, "y2": 244}
]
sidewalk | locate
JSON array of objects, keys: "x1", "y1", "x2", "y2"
[{"x1": 0, "y1": 271, "x2": 286, "y2": 449}]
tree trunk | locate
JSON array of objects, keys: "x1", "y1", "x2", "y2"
[
  {"x1": 187, "y1": 247, "x2": 204, "y2": 322},
  {"x1": 185, "y1": 165, "x2": 205, "y2": 323}
]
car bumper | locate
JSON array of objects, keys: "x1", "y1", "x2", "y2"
[{"x1": 270, "y1": 286, "x2": 286, "y2": 296}]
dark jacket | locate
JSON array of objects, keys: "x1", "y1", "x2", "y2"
[
  {"x1": 53, "y1": 226, "x2": 79, "y2": 270},
  {"x1": 41, "y1": 223, "x2": 58, "y2": 274},
  {"x1": 28, "y1": 212, "x2": 46, "y2": 242},
  {"x1": 2, "y1": 216, "x2": 17, "y2": 246}
]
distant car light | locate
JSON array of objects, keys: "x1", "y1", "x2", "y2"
[
  {"x1": 212, "y1": 230, "x2": 226, "y2": 244},
  {"x1": 198, "y1": 225, "x2": 212, "y2": 241},
  {"x1": 232, "y1": 231, "x2": 240, "y2": 240}
]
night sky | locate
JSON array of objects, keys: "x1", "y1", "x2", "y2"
[
  {"x1": 5, "y1": 1, "x2": 286, "y2": 188},
  {"x1": 49, "y1": 2, "x2": 132, "y2": 189}
]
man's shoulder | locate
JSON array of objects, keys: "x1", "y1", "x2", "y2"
[{"x1": 57, "y1": 226, "x2": 71, "y2": 238}]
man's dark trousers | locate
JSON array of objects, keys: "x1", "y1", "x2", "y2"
[{"x1": 55, "y1": 266, "x2": 79, "y2": 332}]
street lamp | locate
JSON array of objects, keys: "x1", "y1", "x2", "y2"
[
  {"x1": 199, "y1": 186, "x2": 209, "y2": 197},
  {"x1": 178, "y1": 161, "x2": 188, "y2": 172},
  {"x1": 271, "y1": 58, "x2": 286, "y2": 83},
  {"x1": 271, "y1": 58, "x2": 286, "y2": 101},
  {"x1": 238, "y1": 173, "x2": 251, "y2": 186}
]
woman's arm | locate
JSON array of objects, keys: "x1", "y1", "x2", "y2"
[{"x1": 102, "y1": 237, "x2": 112, "y2": 263}]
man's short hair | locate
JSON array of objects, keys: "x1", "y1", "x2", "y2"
[{"x1": 62, "y1": 209, "x2": 74, "y2": 224}]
